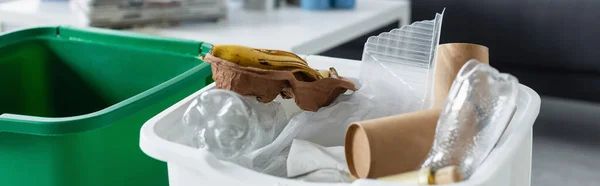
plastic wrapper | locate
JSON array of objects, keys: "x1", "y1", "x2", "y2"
[
  {"x1": 179, "y1": 89, "x2": 288, "y2": 160},
  {"x1": 230, "y1": 92, "x2": 386, "y2": 177},
  {"x1": 360, "y1": 9, "x2": 444, "y2": 115},
  {"x1": 293, "y1": 169, "x2": 353, "y2": 183},
  {"x1": 287, "y1": 139, "x2": 351, "y2": 183},
  {"x1": 420, "y1": 60, "x2": 519, "y2": 178}
]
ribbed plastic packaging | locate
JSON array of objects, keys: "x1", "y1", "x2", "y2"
[{"x1": 360, "y1": 9, "x2": 444, "y2": 115}]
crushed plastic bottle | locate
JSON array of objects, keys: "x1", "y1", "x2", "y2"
[
  {"x1": 180, "y1": 89, "x2": 287, "y2": 160},
  {"x1": 421, "y1": 60, "x2": 519, "y2": 178}
]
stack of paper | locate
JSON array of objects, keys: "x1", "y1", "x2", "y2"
[{"x1": 70, "y1": 0, "x2": 227, "y2": 28}]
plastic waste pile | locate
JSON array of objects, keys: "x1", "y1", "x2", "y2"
[{"x1": 171, "y1": 9, "x2": 522, "y2": 185}]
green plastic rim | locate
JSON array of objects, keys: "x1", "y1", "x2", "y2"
[{"x1": 0, "y1": 26, "x2": 214, "y2": 136}]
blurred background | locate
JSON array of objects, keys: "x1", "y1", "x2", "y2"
[
  {"x1": 0, "y1": 0, "x2": 598, "y2": 185},
  {"x1": 324, "y1": 1, "x2": 600, "y2": 186}
]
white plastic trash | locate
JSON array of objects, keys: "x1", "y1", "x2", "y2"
[{"x1": 139, "y1": 56, "x2": 541, "y2": 186}]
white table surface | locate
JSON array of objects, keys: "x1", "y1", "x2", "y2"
[{"x1": 0, "y1": 0, "x2": 410, "y2": 54}]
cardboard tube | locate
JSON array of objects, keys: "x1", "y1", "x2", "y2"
[
  {"x1": 432, "y1": 43, "x2": 489, "y2": 108},
  {"x1": 345, "y1": 109, "x2": 441, "y2": 178},
  {"x1": 345, "y1": 43, "x2": 490, "y2": 179}
]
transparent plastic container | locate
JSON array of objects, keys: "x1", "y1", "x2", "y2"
[
  {"x1": 361, "y1": 10, "x2": 444, "y2": 115},
  {"x1": 140, "y1": 56, "x2": 540, "y2": 186}
]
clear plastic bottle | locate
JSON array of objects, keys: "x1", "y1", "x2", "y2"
[
  {"x1": 421, "y1": 60, "x2": 519, "y2": 178},
  {"x1": 180, "y1": 89, "x2": 287, "y2": 159}
]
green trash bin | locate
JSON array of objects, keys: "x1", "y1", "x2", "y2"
[{"x1": 0, "y1": 26, "x2": 214, "y2": 186}]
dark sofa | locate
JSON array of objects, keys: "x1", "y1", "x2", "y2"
[
  {"x1": 324, "y1": 0, "x2": 600, "y2": 102},
  {"x1": 412, "y1": 0, "x2": 600, "y2": 102}
]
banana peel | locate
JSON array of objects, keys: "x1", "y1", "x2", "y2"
[
  {"x1": 211, "y1": 45, "x2": 323, "y2": 80},
  {"x1": 203, "y1": 54, "x2": 358, "y2": 111}
]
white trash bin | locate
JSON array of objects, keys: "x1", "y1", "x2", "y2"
[{"x1": 140, "y1": 56, "x2": 541, "y2": 186}]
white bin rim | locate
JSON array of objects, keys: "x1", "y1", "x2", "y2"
[{"x1": 140, "y1": 56, "x2": 541, "y2": 186}]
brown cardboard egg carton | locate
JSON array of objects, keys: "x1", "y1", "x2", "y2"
[{"x1": 202, "y1": 54, "x2": 357, "y2": 112}]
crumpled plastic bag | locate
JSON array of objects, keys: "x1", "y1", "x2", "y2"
[
  {"x1": 229, "y1": 90, "x2": 386, "y2": 177},
  {"x1": 287, "y1": 139, "x2": 351, "y2": 183}
]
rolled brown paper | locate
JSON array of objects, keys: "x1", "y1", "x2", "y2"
[
  {"x1": 432, "y1": 43, "x2": 489, "y2": 108},
  {"x1": 345, "y1": 43, "x2": 490, "y2": 179},
  {"x1": 345, "y1": 109, "x2": 442, "y2": 178}
]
